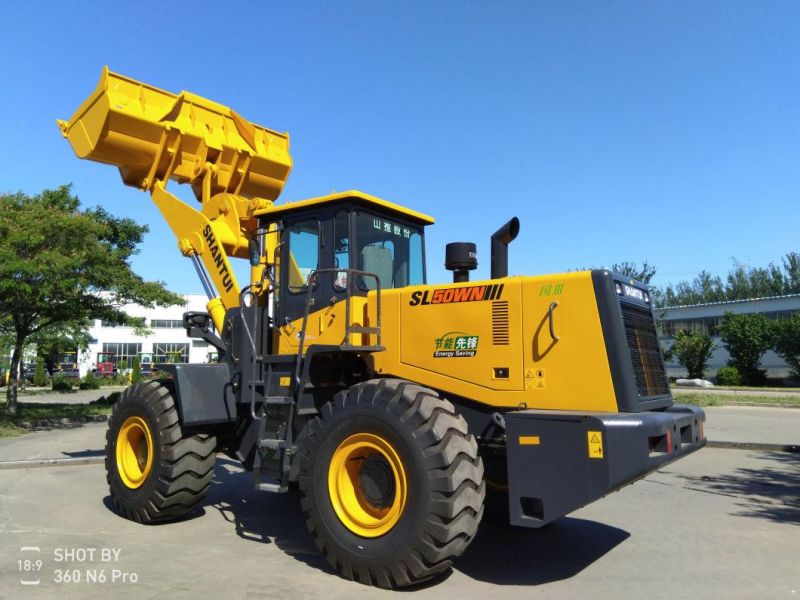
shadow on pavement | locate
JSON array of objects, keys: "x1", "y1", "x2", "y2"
[
  {"x1": 102, "y1": 495, "x2": 208, "y2": 521},
  {"x1": 681, "y1": 451, "x2": 800, "y2": 525},
  {"x1": 203, "y1": 458, "x2": 628, "y2": 587},
  {"x1": 455, "y1": 515, "x2": 629, "y2": 585},
  {"x1": 63, "y1": 449, "x2": 105, "y2": 458},
  {"x1": 206, "y1": 459, "x2": 334, "y2": 576}
]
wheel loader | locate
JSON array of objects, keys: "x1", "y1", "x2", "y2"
[
  {"x1": 59, "y1": 68, "x2": 705, "y2": 589},
  {"x1": 54, "y1": 351, "x2": 79, "y2": 378}
]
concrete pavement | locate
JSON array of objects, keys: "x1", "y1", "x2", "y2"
[
  {"x1": 0, "y1": 423, "x2": 107, "y2": 463},
  {"x1": 15, "y1": 387, "x2": 125, "y2": 405},
  {"x1": 703, "y1": 406, "x2": 800, "y2": 446},
  {"x1": 0, "y1": 447, "x2": 797, "y2": 599},
  {"x1": 0, "y1": 406, "x2": 798, "y2": 598}
]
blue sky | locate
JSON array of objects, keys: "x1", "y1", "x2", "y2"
[{"x1": 1, "y1": 1, "x2": 797, "y2": 294}]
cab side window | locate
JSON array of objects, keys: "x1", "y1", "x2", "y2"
[
  {"x1": 333, "y1": 211, "x2": 350, "y2": 291},
  {"x1": 287, "y1": 219, "x2": 320, "y2": 293},
  {"x1": 359, "y1": 240, "x2": 394, "y2": 290},
  {"x1": 408, "y1": 232, "x2": 423, "y2": 286}
]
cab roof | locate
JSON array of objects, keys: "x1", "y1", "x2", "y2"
[{"x1": 253, "y1": 190, "x2": 435, "y2": 225}]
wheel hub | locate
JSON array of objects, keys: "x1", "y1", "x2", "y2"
[
  {"x1": 116, "y1": 415, "x2": 153, "y2": 489},
  {"x1": 328, "y1": 433, "x2": 408, "y2": 538},
  {"x1": 358, "y1": 455, "x2": 396, "y2": 509}
]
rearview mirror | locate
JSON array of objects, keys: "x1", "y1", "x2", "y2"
[{"x1": 248, "y1": 239, "x2": 260, "y2": 267}]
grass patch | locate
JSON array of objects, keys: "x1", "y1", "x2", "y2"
[
  {"x1": 671, "y1": 384, "x2": 800, "y2": 393},
  {"x1": 708, "y1": 385, "x2": 800, "y2": 393},
  {"x1": 16, "y1": 387, "x2": 77, "y2": 396},
  {"x1": 0, "y1": 422, "x2": 24, "y2": 437},
  {"x1": 16, "y1": 384, "x2": 128, "y2": 397},
  {"x1": 673, "y1": 391, "x2": 800, "y2": 408},
  {"x1": 0, "y1": 402, "x2": 112, "y2": 438}
]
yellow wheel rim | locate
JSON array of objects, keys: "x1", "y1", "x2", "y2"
[
  {"x1": 116, "y1": 416, "x2": 154, "y2": 489},
  {"x1": 328, "y1": 433, "x2": 408, "y2": 538}
]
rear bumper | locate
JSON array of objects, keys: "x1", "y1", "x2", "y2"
[{"x1": 504, "y1": 404, "x2": 706, "y2": 528}]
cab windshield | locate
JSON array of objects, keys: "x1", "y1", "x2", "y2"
[{"x1": 343, "y1": 211, "x2": 425, "y2": 291}]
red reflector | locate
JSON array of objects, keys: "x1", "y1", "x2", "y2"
[{"x1": 666, "y1": 430, "x2": 672, "y2": 453}]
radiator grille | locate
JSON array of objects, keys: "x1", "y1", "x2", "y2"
[
  {"x1": 492, "y1": 301, "x2": 510, "y2": 345},
  {"x1": 621, "y1": 303, "x2": 669, "y2": 398}
]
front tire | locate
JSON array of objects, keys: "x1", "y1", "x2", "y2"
[
  {"x1": 105, "y1": 381, "x2": 216, "y2": 523},
  {"x1": 298, "y1": 379, "x2": 485, "y2": 588}
]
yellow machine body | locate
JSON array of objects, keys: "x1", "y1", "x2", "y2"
[
  {"x1": 276, "y1": 296, "x2": 372, "y2": 353},
  {"x1": 60, "y1": 69, "x2": 706, "y2": 579},
  {"x1": 57, "y1": 67, "x2": 292, "y2": 200},
  {"x1": 58, "y1": 67, "x2": 293, "y2": 330},
  {"x1": 373, "y1": 271, "x2": 618, "y2": 411},
  {"x1": 254, "y1": 189, "x2": 435, "y2": 226},
  {"x1": 275, "y1": 271, "x2": 618, "y2": 412},
  {"x1": 58, "y1": 69, "x2": 626, "y2": 415}
]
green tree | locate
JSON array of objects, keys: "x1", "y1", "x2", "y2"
[
  {"x1": 716, "y1": 366, "x2": 742, "y2": 386},
  {"x1": 576, "y1": 261, "x2": 657, "y2": 284},
  {"x1": 80, "y1": 371, "x2": 101, "y2": 390},
  {"x1": 0, "y1": 185, "x2": 183, "y2": 415},
  {"x1": 32, "y1": 359, "x2": 47, "y2": 387},
  {"x1": 773, "y1": 313, "x2": 800, "y2": 382},
  {"x1": 718, "y1": 312, "x2": 776, "y2": 386},
  {"x1": 664, "y1": 330, "x2": 716, "y2": 379},
  {"x1": 131, "y1": 356, "x2": 143, "y2": 384},
  {"x1": 659, "y1": 252, "x2": 800, "y2": 307},
  {"x1": 30, "y1": 324, "x2": 92, "y2": 374},
  {"x1": 166, "y1": 350, "x2": 183, "y2": 364},
  {"x1": 783, "y1": 252, "x2": 800, "y2": 293},
  {"x1": 610, "y1": 261, "x2": 657, "y2": 284}
]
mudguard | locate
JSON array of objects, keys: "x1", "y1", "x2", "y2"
[{"x1": 157, "y1": 363, "x2": 237, "y2": 427}]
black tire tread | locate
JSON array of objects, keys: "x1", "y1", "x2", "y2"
[
  {"x1": 298, "y1": 378, "x2": 485, "y2": 589},
  {"x1": 105, "y1": 380, "x2": 216, "y2": 524}
]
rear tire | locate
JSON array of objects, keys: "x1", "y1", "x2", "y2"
[
  {"x1": 105, "y1": 381, "x2": 216, "y2": 523},
  {"x1": 298, "y1": 379, "x2": 485, "y2": 588}
]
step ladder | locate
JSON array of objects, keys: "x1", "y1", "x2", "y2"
[
  {"x1": 253, "y1": 393, "x2": 295, "y2": 493},
  {"x1": 249, "y1": 268, "x2": 384, "y2": 493}
]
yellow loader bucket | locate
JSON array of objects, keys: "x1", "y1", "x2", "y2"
[{"x1": 58, "y1": 67, "x2": 292, "y2": 201}]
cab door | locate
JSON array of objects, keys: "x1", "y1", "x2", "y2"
[{"x1": 276, "y1": 215, "x2": 326, "y2": 350}]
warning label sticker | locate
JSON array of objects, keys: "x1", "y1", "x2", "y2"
[
  {"x1": 525, "y1": 368, "x2": 545, "y2": 390},
  {"x1": 587, "y1": 431, "x2": 604, "y2": 459}
]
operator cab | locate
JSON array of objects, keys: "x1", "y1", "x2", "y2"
[{"x1": 257, "y1": 191, "x2": 433, "y2": 325}]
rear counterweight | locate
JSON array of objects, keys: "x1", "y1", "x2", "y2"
[{"x1": 504, "y1": 405, "x2": 706, "y2": 528}]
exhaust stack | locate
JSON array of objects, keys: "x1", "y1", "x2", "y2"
[{"x1": 490, "y1": 217, "x2": 520, "y2": 279}]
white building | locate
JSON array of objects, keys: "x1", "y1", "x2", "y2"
[
  {"x1": 78, "y1": 293, "x2": 213, "y2": 376},
  {"x1": 658, "y1": 294, "x2": 800, "y2": 381}
]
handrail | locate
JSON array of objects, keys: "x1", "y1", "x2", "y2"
[
  {"x1": 242, "y1": 267, "x2": 271, "y2": 421},
  {"x1": 293, "y1": 268, "x2": 383, "y2": 390},
  {"x1": 548, "y1": 301, "x2": 560, "y2": 342}
]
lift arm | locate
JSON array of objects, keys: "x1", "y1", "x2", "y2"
[{"x1": 58, "y1": 67, "x2": 293, "y2": 330}]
